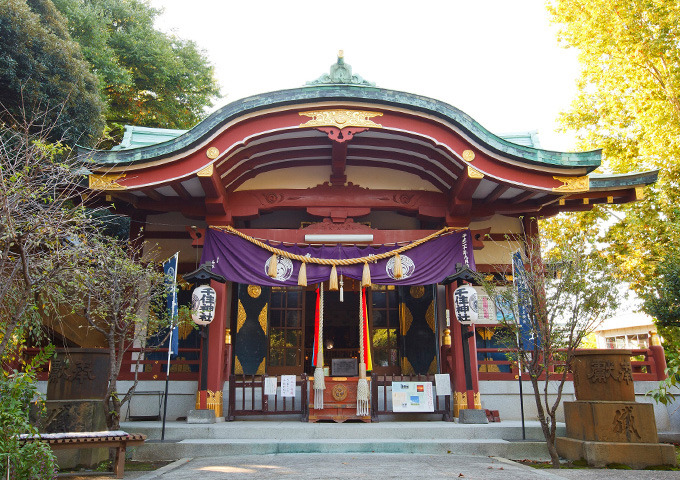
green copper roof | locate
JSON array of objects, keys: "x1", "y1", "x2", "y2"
[
  {"x1": 589, "y1": 170, "x2": 658, "y2": 189},
  {"x1": 81, "y1": 84, "x2": 602, "y2": 171},
  {"x1": 306, "y1": 51, "x2": 376, "y2": 87},
  {"x1": 110, "y1": 126, "x2": 542, "y2": 151},
  {"x1": 110, "y1": 125, "x2": 188, "y2": 150}
]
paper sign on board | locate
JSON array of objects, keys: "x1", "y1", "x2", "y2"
[
  {"x1": 280, "y1": 375, "x2": 296, "y2": 398},
  {"x1": 264, "y1": 377, "x2": 277, "y2": 396},
  {"x1": 391, "y1": 382, "x2": 434, "y2": 412},
  {"x1": 434, "y1": 374, "x2": 451, "y2": 396}
]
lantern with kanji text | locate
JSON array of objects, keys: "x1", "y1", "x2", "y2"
[
  {"x1": 453, "y1": 284, "x2": 478, "y2": 325},
  {"x1": 191, "y1": 285, "x2": 217, "y2": 325}
]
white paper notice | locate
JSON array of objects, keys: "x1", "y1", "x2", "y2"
[
  {"x1": 434, "y1": 374, "x2": 451, "y2": 396},
  {"x1": 264, "y1": 377, "x2": 278, "y2": 396},
  {"x1": 280, "y1": 375, "x2": 296, "y2": 398},
  {"x1": 391, "y1": 381, "x2": 434, "y2": 412}
]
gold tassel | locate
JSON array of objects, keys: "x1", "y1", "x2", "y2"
[
  {"x1": 393, "y1": 253, "x2": 403, "y2": 279},
  {"x1": 298, "y1": 262, "x2": 307, "y2": 286},
  {"x1": 267, "y1": 253, "x2": 278, "y2": 278},
  {"x1": 329, "y1": 265, "x2": 338, "y2": 290},
  {"x1": 362, "y1": 262, "x2": 371, "y2": 287}
]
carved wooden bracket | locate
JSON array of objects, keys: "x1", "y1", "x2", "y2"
[{"x1": 316, "y1": 126, "x2": 368, "y2": 143}]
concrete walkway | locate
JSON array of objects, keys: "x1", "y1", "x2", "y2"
[{"x1": 122, "y1": 453, "x2": 679, "y2": 480}]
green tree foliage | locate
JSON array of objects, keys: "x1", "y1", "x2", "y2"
[
  {"x1": 52, "y1": 0, "x2": 221, "y2": 141},
  {"x1": 65, "y1": 237, "x2": 169, "y2": 429},
  {"x1": 0, "y1": 0, "x2": 105, "y2": 146},
  {"x1": 0, "y1": 347, "x2": 57, "y2": 480},
  {"x1": 0, "y1": 114, "x2": 99, "y2": 364},
  {"x1": 482, "y1": 222, "x2": 619, "y2": 468},
  {"x1": 548, "y1": 1, "x2": 680, "y2": 351},
  {"x1": 640, "y1": 251, "x2": 680, "y2": 366}
]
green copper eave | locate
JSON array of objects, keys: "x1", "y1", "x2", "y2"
[
  {"x1": 79, "y1": 85, "x2": 602, "y2": 172},
  {"x1": 589, "y1": 170, "x2": 658, "y2": 189}
]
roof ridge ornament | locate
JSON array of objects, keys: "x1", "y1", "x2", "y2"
[{"x1": 307, "y1": 50, "x2": 376, "y2": 87}]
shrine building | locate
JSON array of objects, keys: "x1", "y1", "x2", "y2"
[{"x1": 80, "y1": 54, "x2": 660, "y2": 421}]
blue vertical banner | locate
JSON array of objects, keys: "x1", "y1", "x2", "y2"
[
  {"x1": 512, "y1": 251, "x2": 539, "y2": 351},
  {"x1": 163, "y1": 253, "x2": 179, "y2": 358}
]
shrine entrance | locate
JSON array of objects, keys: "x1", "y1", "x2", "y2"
[{"x1": 233, "y1": 281, "x2": 438, "y2": 378}]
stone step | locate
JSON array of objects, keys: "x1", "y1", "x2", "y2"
[
  {"x1": 132, "y1": 438, "x2": 551, "y2": 461},
  {"x1": 122, "y1": 420, "x2": 563, "y2": 442}
]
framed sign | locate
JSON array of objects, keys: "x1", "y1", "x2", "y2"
[
  {"x1": 391, "y1": 381, "x2": 434, "y2": 412},
  {"x1": 331, "y1": 358, "x2": 358, "y2": 377}
]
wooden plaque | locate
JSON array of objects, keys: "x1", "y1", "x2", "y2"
[{"x1": 331, "y1": 358, "x2": 358, "y2": 377}]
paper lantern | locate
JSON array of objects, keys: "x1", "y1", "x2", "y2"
[
  {"x1": 453, "y1": 285, "x2": 478, "y2": 325},
  {"x1": 191, "y1": 285, "x2": 217, "y2": 325}
]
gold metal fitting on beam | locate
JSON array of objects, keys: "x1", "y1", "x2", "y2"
[{"x1": 206, "y1": 147, "x2": 220, "y2": 159}]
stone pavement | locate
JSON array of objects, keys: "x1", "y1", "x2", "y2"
[{"x1": 114, "y1": 453, "x2": 678, "y2": 480}]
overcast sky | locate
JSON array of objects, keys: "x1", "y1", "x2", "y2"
[{"x1": 150, "y1": 0, "x2": 581, "y2": 151}]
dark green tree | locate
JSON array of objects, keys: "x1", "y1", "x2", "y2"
[
  {"x1": 0, "y1": 0, "x2": 105, "y2": 146},
  {"x1": 640, "y1": 251, "x2": 680, "y2": 367},
  {"x1": 52, "y1": 0, "x2": 221, "y2": 144}
]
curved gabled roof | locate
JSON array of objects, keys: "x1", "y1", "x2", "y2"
[
  {"x1": 83, "y1": 84, "x2": 601, "y2": 172},
  {"x1": 82, "y1": 55, "x2": 655, "y2": 224}
]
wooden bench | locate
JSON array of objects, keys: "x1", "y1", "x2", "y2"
[{"x1": 19, "y1": 431, "x2": 146, "y2": 478}]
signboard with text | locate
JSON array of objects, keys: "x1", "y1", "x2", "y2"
[{"x1": 391, "y1": 381, "x2": 434, "y2": 412}]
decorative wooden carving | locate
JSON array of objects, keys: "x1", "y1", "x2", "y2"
[
  {"x1": 299, "y1": 109, "x2": 382, "y2": 129},
  {"x1": 317, "y1": 126, "x2": 368, "y2": 143},
  {"x1": 301, "y1": 218, "x2": 374, "y2": 232},
  {"x1": 552, "y1": 175, "x2": 589, "y2": 192},
  {"x1": 89, "y1": 174, "x2": 127, "y2": 190}
]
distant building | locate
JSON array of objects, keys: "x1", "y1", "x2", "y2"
[{"x1": 594, "y1": 311, "x2": 655, "y2": 350}]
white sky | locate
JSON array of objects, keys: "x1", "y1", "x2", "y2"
[{"x1": 150, "y1": 0, "x2": 580, "y2": 151}]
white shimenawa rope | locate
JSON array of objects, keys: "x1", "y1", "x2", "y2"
[
  {"x1": 313, "y1": 283, "x2": 325, "y2": 409},
  {"x1": 356, "y1": 287, "x2": 369, "y2": 416}
]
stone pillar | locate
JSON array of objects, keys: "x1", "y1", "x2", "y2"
[
  {"x1": 44, "y1": 349, "x2": 110, "y2": 468},
  {"x1": 556, "y1": 349, "x2": 676, "y2": 468}
]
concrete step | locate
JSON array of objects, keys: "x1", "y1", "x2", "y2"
[
  {"x1": 122, "y1": 420, "x2": 560, "y2": 461},
  {"x1": 122, "y1": 420, "x2": 563, "y2": 442},
  {"x1": 132, "y1": 438, "x2": 551, "y2": 461}
]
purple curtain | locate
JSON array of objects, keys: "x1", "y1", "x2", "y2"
[{"x1": 201, "y1": 228, "x2": 475, "y2": 286}]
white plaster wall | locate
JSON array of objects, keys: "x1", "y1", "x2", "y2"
[
  {"x1": 235, "y1": 165, "x2": 441, "y2": 192},
  {"x1": 143, "y1": 212, "x2": 204, "y2": 266},
  {"x1": 479, "y1": 380, "x2": 676, "y2": 434},
  {"x1": 470, "y1": 215, "x2": 523, "y2": 266},
  {"x1": 38, "y1": 379, "x2": 678, "y2": 435}
]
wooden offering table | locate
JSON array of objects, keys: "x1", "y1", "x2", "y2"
[{"x1": 309, "y1": 377, "x2": 371, "y2": 423}]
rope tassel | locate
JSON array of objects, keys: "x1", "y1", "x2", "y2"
[
  {"x1": 267, "y1": 253, "x2": 278, "y2": 278},
  {"x1": 329, "y1": 265, "x2": 338, "y2": 290},
  {"x1": 298, "y1": 261, "x2": 307, "y2": 286},
  {"x1": 356, "y1": 363, "x2": 369, "y2": 416},
  {"x1": 393, "y1": 253, "x2": 403, "y2": 279},
  {"x1": 357, "y1": 287, "x2": 370, "y2": 416},
  {"x1": 362, "y1": 262, "x2": 371, "y2": 287}
]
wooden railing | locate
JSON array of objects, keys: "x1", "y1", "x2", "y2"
[
  {"x1": 117, "y1": 347, "x2": 201, "y2": 381},
  {"x1": 472, "y1": 346, "x2": 668, "y2": 382},
  {"x1": 15, "y1": 347, "x2": 202, "y2": 382},
  {"x1": 370, "y1": 373, "x2": 452, "y2": 422},
  {"x1": 227, "y1": 374, "x2": 308, "y2": 421}
]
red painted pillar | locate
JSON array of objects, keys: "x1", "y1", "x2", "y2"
[
  {"x1": 447, "y1": 284, "x2": 468, "y2": 416},
  {"x1": 202, "y1": 279, "x2": 229, "y2": 417},
  {"x1": 467, "y1": 325, "x2": 481, "y2": 409}
]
